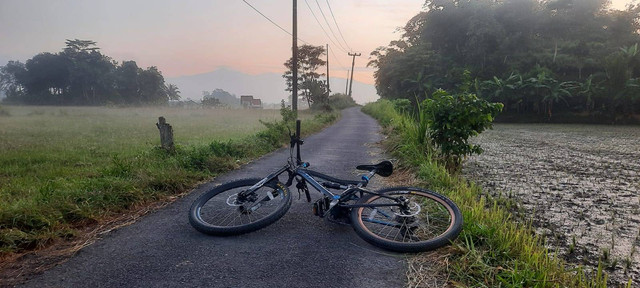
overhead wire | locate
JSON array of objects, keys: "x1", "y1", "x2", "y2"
[
  {"x1": 328, "y1": 45, "x2": 347, "y2": 71},
  {"x1": 314, "y1": 0, "x2": 349, "y2": 53},
  {"x1": 325, "y1": 0, "x2": 352, "y2": 52},
  {"x1": 241, "y1": 0, "x2": 350, "y2": 85},
  {"x1": 241, "y1": 0, "x2": 314, "y2": 46},
  {"x1": 303, "y1": 0, "x2": 349, "y2": 53}
]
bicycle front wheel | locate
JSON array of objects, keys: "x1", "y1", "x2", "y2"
[
  {"x1": 189, "y1": 178, "x2": 291, "y2": 236},
  {"x1": 350, "y1": 187, "x2": 462, "y2": 253}
]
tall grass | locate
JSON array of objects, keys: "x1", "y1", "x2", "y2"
[
  {"x1": 362, "y1": 100, "x2": 610, "y2": 287},
  {"x1": 0, "y1": 106, "x2": 337, "y2": 254}
]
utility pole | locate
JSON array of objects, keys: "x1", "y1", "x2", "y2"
[
  {"x1": 348, "y1": 52, "x2": 361, "y2": 98},
  {"x1": 292, "y1": 0, "x2": 298, "y2": 113},
  {"x1": 326, "y1": 44, "x2": 330, "y2": 98},
  {"x1": 344, "y1": 70, "x2": 349, "y2": 95}
]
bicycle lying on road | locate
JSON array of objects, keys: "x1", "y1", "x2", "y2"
[{"x1": 189, "y1": 120, "x2": 462, "y2": 252}]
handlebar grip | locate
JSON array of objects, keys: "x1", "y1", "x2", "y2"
[{"x1": 296, "y1": 120, "x2": 301, "y2": 139}]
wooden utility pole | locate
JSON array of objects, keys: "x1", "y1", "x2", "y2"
[
  {"x1": 348, "y1": 52, "x2": 361, "y2": 97},
  {"x1": 292, "y1": 0, "x2": 298, "y2": 113},
  {"x1": 326, "y1": 44, "x2": 330, "y2": 98}
]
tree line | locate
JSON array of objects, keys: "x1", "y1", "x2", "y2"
[
  {"x1": 0, "y1": 39, "x2": 180, "y2": 106},
  {"x1": 369, "y1": 0, "x2": 640, "y2": 121}
]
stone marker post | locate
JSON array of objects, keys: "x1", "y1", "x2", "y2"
[{"x1": 156, "y1": 116, "x2": 174, "y2": 152}]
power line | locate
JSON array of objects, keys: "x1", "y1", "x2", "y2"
[
  {"x1": 242, "y1": 0, "x2": 347, "y2": 81},
  {"x1": 241, "y1": 0, "x2": 314, "y2": 46},
  {"x1": 303, "y1": 0, "x2": 348, "y2": 53},
  {"x1": 325, "y1": 0, "x2": 352, "y2": 52},
  {"x1": 241, "y1": 0, "x2": 290, "y2": 37},
  {"x1": 315, "y1": 0, "x2": 349, "y2": 53},
  {"x1": 328, "y1": 45, "x2": 347, "y2": 70}
]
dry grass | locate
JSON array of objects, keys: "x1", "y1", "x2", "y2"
[{"x1": 406, "y1": 249, "x2": 455, "y2": 288}]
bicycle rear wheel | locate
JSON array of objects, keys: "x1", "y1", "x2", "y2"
[
  {"x1": 350, "y1": 187, "x2": 462, "y2": 253},
  {"x1": 189, "y1": 178, "x2": 291, "y2": 236}
]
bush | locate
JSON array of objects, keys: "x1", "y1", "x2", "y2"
[
  {"x1": 328, "y1": 93, "x2": 357, "y2": 110},
  {"x1": 422, "y1": 90, "x2": 503, "y2": 170}
]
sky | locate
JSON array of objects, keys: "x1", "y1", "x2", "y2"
[{"x1": 0, "y1": 0, "x2": 635, "y2": 86}]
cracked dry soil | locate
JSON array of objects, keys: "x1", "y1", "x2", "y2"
[{"x1": 463, "y1": 123, "x2": 640, "y2": 286}]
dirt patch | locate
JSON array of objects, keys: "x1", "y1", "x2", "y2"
[{"x1": 463, "y1": 124, "x2": 640, "y2": 286}]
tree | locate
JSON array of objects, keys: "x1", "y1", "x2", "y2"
[
  {"x1": 1, "y1": 39, "x2": 172, "y2": 106},
  {"x1": 165, "y1": 84, "x2": 181, "y2": 101},
  {"x1": 61, "y1": 39, "x2": 116, "y2": 105},
  {"x1": 23, "y1": 53, "x2": 70, "y2": 104},
  {"x1": 203, "y1": 88, "x2": 238, "y2": 107},
  {"x1": 0, "y1": 61, "x2": 27, "y2": 102},
  {"x1": 202, "y1": 97, "x2": 222, "y2": 107},
  {"x1": 369, "y1": 0, "x2": 640, "y2": 120},
  {"x1": 283, "y1": 45, "x2": 327, "y2": 108},
  {"x1": 138, "y1": 67, "x2": 168, "y2": 104},
  {"x1": 114, "y1": 61, "x2": 140, "y2": 104}
]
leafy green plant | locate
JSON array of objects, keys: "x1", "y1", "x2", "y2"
[
  {"x1": 391, "y1": 98, "x2": 411, "y2": 114},
  {"x1": 279, "y1": 99, "x2": 297, "y2": 123},
  {"x1": 422, "y1": 89, "x2": 503, "y2": 170}
]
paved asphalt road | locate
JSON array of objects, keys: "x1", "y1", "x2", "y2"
[{"x1": 21, "y1": 107, "x2": 406, "y2": 288}]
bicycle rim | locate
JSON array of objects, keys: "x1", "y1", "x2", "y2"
[
  {"x1": 351, "y1": 187, "x2": 462, "y2": 252},
  {"x1": 190, "y1": 179, "x2": 291, "y2": 235}
]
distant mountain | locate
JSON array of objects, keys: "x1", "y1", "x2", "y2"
[{"x1": 166, "y1": 67, "x2": 379, "y2": 105}]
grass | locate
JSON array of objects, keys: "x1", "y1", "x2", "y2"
[
  {"x1": 362, "y1": 99, "x2": 611, "y2": 287},
  {"x1": 0, "y1": 105, "x2": 337, "y2": 254}
]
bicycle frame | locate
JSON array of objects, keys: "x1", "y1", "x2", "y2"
[
  {"x1": 189, "y1": 120, "x2": 463, "y2": 253},
  {"x1": 239, "y1": 120, "x2": 401, "y2": 214}
]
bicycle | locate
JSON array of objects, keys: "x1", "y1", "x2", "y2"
[{"x1": 189, "y1": 120, "x2": 462, "y2": 252}]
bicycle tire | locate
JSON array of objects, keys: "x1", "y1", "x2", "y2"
[
  {"x1": 350, "y1": 187, "x2": 462, "y2": 253},
  {"x1": 189, "y1": 178, "x2": 291, "y2": 236}
]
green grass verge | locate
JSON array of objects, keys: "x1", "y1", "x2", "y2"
[
  {"x1": 362, "y1": 100, "x2": 612, "y2": 288},
  {"x1": 0, "y1": 106, "x2": 337, "y2": 254}
]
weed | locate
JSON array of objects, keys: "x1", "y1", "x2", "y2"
[{"x1": 569, "y1": 235, "x2": 576, "y2": 254}]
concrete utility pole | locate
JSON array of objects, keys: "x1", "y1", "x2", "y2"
[
  {"x1": 326, "y1": 44, "x2": 330, "y2": 98},
  {"x1": 292, "y1": 0, "x2": 298, "y2": 113},
  {"x1": 345, "y1": 70, "x2": 349, "y2": 95},
  {"x1": 348, "y1": 52, "x2": 361, "y2": 97}
]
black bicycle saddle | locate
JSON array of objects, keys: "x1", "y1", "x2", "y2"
[{"x1": 356, "y1": 160, "x2": 393, "y2": 177}]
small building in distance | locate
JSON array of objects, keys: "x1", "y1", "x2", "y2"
[{"x1": 240, "y1": 95, "x2": 263, "y2": 109}]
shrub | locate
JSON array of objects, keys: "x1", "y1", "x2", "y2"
[
  {"x1": 328, "y1": 93, "x2": 357, "y2": 110},
  {"x1": 422, "y1": 89, "x2": 503, "y2": 170}
]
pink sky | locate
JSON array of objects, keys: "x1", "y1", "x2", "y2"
[{"x1": 0, "y1": 0, "x2": 635, "y2": 85}]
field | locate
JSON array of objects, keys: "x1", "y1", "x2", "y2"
[
  {"x1": 0, "y1": 105, "x2": 329, "y2": 254},
  {"x1": 463, "y1": 123, "x2": 640, "y2": 285}
]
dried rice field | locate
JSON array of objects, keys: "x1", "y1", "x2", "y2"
[{"x1": 463, "y1": 124, "x2": 640, "y2": 285}]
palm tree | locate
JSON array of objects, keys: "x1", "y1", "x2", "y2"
[{"x1": 165, "y1": 84, "x2": 181, "y2": 101}]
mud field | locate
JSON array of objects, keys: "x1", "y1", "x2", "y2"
[{"x1": 463, "y1": 124, "x2": 640, "y2": 285}]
